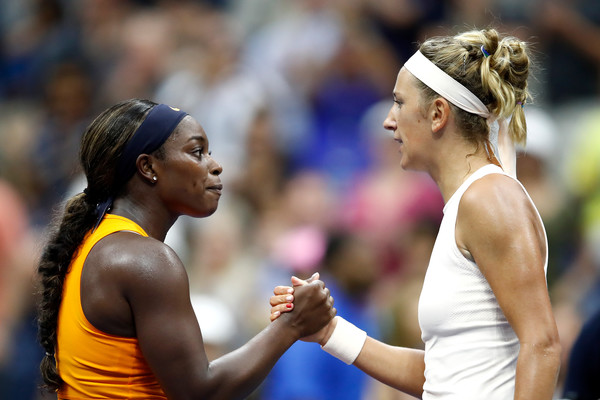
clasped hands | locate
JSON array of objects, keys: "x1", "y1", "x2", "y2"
[{"x1": 269, "y1": 272, "x2": 338, "y2": 345}]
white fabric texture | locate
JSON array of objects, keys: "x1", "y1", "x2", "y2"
[{"x1": 418, "y1": 164, "x2": 548, "y2": 399}]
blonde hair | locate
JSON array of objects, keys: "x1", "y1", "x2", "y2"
[{"x1": 417, "y1": 28, "x2": 530, "y2": 146}]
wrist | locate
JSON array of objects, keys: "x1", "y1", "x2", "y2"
[
  {"x1": 273, "y1": 312, "x2": 302, "y2": 343},
  {"x1": 318, "y1": 317, "x2": 337, "y2": 346},
  {"x1": 321, "y1": 316, "x2": 367, "y2": 365}
]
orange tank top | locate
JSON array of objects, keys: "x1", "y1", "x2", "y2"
[{"x1": 56, "y1": 214, "x2": 166, "y2": 399}]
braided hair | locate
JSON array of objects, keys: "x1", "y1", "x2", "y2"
[{"x1": 36, "y1": 98, "x2": 156, "y2": 391}]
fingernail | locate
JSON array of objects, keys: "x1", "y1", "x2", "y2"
[
  {"x1": 286, "y1": 304, "x2": 293, "y2": 309},
  {"x1": 273, "y1": 311, "x2": 280, "y2": 317},
  {"x1": 286, "y1": 295, "x2": 293, "y2": 301},
  {"x1": 287, "y1": 288, "x2": 294, "y2": 294}
]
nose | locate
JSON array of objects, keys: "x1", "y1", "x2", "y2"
[
  {"x1": 383, "y1": 108, "x2": 396, "y2": 132},
  {"x1": 209, "y1": 156, "x2": 223, "y2": 176}
]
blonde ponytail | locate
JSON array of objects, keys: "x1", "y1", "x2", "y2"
[{"x1": 418, "y1": 28, "x2": 532, "y2": 146}]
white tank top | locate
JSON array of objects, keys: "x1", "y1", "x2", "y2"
[{"x1": 418, "y1": 164, "x2": 547, "y2": 400}]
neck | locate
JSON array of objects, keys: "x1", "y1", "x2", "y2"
[
  {"x1": 110, "y1": 189, "x2": 178, "y2": 242},
  {"x1": 427, "y1": 140, "x2": 492, "y2": 203}
]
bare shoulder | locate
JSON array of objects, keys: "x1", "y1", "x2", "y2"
[
  {"x1": 83, "y1": 231, "x2": 190, "y2": 336},
  {"x1": 89, "y1": 231, "x2": 188, "y2": 291},
  {"x1": 459, "y1": 173, "x2": 538, "y2": 227},
  {"x1": 456, "y1": 172, "x2": 545, "y2": 262}
]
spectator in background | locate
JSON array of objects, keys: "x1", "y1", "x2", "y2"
[
  {"x1": 0, "y1": 0, "x2": 80, "y2": 99},
  {"x1": 535, "y1": 0, "x2": 600, "y2": 105},
  {"x1": 0, "y1": 179, "x2": 44, "y2": 399},
  {"x1": 561, "y1": 308, "x2": 600, "y2": 400},
  {"x1": 559, "y1": 106, "x2": 600, "y2": 319},
  {"x1": 29, "y1": 61, "x2": 93, "y2": 227},
  {"x1": 341, "y1": 100, "x2": 443, "y2": 276},
  {"x1": 263, "y1": 232, "x2": 381, "y2": 400}
]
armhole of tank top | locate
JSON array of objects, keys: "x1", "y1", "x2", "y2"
[
  {"x1": 451, "y1": 216, "x2": 475, "y2": 267},
  {"x1": 452, "y1": 168, "x2": 503, "y2": 266},
  {"x1": 79, "y1": 228, "x2": 145, "y2": 339}
]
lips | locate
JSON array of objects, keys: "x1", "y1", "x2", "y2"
[{"x1": 207, "y1": 184, "x2": 223, "y2": 195}]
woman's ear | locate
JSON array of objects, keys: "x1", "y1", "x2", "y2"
[
  {"x1": 136, "y1": 154, "x2": 157, "y2": 184},
  {"x1": 431, "y1": 97, "x2": 450, "y2": 133}
]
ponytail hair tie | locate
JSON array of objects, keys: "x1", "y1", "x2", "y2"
[
  {"x1": 481, "y1": 45, "x2": 491, "y2": 58},
  {"x1": 517, "y1": 101, "x2": 524, "y2": 108}
]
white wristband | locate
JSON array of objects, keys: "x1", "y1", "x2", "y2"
[{"x1": 321, "y1": 316, "x2": 367, "y2": 365}]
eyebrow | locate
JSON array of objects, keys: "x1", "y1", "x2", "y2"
[{"x1": 188, "y1": 135, "x2": 206, "y2": 144}]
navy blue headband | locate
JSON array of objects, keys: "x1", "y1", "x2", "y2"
[
  {"x1": 115, "y1": 103, "x2": 188, "y2": 188},
  {"x1": 92, "y1": 103, "x2": 188, "y2": 230}
]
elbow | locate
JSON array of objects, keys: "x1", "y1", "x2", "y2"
[
  {"x1": 543, "y1": 329, "x2": 562, "y2": 359},
  {"x1": 539, "y1": 337, "x2": 562, "y2": 363},
  {"x1": 521, "y1": 330, "x2": 562, "y2": 365}
]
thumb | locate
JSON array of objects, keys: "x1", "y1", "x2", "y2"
[
  {"x1": 291, "y1": 272, "x2": 319, "y2": 287},
  {"x1": 306, "y1": 272, "x2": 320, "y2": 283}
]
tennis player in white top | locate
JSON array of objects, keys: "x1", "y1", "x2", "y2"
[{"x1": 270, "y1": 28, "x2": 561, "y2": 400}]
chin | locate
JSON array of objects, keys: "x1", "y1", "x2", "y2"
[
  {"x1": 181, "y1": 201, "x2": 219, "y2": 218},
  {"x1": 400, "y1": 158, "x2": 422, "y2": 173},
  {"x1": 193, "y1": 205, "x2": 219, "y2": 218},
  {"x1": 400, "y1": 158, "x2": 411, "y2": 171}
]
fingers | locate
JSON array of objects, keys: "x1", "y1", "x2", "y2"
[
  {"x1": 328, "y1": 296, "x2": 337, "y2": 320},
  {"x1": 269, "y1": 293, "x2": 294, "y2": 307},
  {"x1": 269, "y1": 273, "x2": 327, "y2": 325},
  {"x1": 270, "y1": 303, "x2": 294, "y2": 321},
  {"x1": 269, "y1": 291, "x2": 295, "y2": 322},
  {"x1": 290, "y1": 280, "x2": 337, "y2": 337},
  {"x1": 273, "y1": 285, "x2": 294, "y2": 296}
]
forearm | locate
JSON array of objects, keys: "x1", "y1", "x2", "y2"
[
  {"x1": 204, "y1": 317, "x2": 298, "y2": 399},
  {"x1": 514, "y1": 343, "x2": 561, "y2": 400},
  {"x1": 353, "y1": 337, "x2": 425, "y2": 399}
]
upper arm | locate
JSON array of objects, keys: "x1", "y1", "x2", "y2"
[
  {"x1": 456, "y1": 175, "x2": 558, "y2": 346},
  {"x1": 120, "y1": 238, "x2": 210, "y2": 398}
]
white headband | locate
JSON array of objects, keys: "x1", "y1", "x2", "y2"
[
  {"x1": 403, "y1": 50, "x2": 517, "y2": 177},
  {"x1": 404, "y1": 51, "x2": 491, "y2": 119}
]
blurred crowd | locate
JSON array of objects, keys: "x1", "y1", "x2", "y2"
[{"x1": 0, "y1": 0, "x2": 599, "y2": 399}]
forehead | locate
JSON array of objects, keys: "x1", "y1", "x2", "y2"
[
  {"x1": 168, "y1": 115, "x2": 208, "y2": 145},
  {"x1": 394, "y1": 67, "x2": 420, "y2": 95}
]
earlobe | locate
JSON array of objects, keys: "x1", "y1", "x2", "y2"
[{"x1": 431, "y1": 98, "x2": 450, "y2": 133}]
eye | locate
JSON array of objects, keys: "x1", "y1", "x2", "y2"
[
  {"x1": 193, "y1": 147, "x2": 204, "y2": 157},
  {"x1": 192, "y1": 148, "x2": 213, "y2": 159}
]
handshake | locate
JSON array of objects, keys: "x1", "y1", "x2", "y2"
[{"x1": 268, "y1": 272, "x2": 367, "y2": 365}]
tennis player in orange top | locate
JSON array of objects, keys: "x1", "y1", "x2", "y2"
[{"x1": 36, "y1": 99, "x2": 336, "y2": 399}]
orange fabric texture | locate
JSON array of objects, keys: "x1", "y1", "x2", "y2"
[{"x1": 56, "y1": 214, "x2": 166, "y2": 399}]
